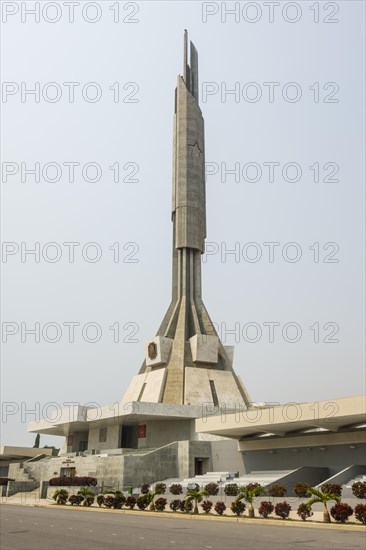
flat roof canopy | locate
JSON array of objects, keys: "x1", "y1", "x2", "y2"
[
  {"x1": 195, "y1": 395, "x2": 366, "y2": 440},
  {"x1": 28, "y1": 401, "x2": 203, "y2": 437},
  {"x1": 0, "y1": 446, "x2": 53, "y2": 461}
]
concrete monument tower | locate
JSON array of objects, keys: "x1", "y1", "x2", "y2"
[
  {"x1": 123, "y1": 31, "x2": 251, "y2": 409},
  {"x1": 27, "y1": 34, "x2": 251, "y2": 484}
]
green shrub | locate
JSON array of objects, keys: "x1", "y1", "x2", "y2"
[
  {"x1": 68, "y1": 495, "x2": 84, "y2": 506},
  {"x1": 96, "y1": 495, "x2": 105, "y2": 508},
  {"x1": 297, "y1": 503, "x2": 313, "y2": 521},
  {"x1": 214, "y1": 501, "x2": 226, "y2": 516},
  {"x1": 137, "y1": 496, "x2": 149, "y2": 510},
  {"x1": 204, "y1": 482, "x2": 219, "y2": 496},
  {"x1": 140, "y1": 483, "x2": 150, "y2": 494},
  {"x1": 352, "y1": 482, "x2": 366, "y2": 499},
  {"x1": 179, "y1": 500, "x2": 192, "y2": 513},
  {"x1": 258, "y1": 501, "x2": 274, "y2": 518},
  {"x1": 49, "y1": 476, "x2": 97, "y2": 487},
  {"x1": 268, "y1": 484, "x2": 286, "y2": 497},
  {"x1": 330, "y1": 502, "x2": 353, "y2": 523},
  {"x1": 224, "y1": 483, "x2": 238, "y2": 496},
  {"x1": 169, "y1": 499, "x2": 181, "y2": 512},
  {"x1": 169, "y1": 484, "x2": 183, "y2": 495},
  {"x1": 154, "y1": 483, "x2": 166, "y2": 495},
  {"x1": 52, "y1": 489, "x2": 68, "y2": 505},
  {"x1": 294, "y1": 482, "x2": 310, "y2": 498},
  {"x1": 321, "y1": 483, "x2": 342, "y2": 497},
  {"x1": 354, "y1": 503, "x2": 366, "y2": 524},
  {"x1": 274, "y1": 501, "x2": 291, "y2": 519},
  {"x1": 236, "y1": 483, "x2": 265, "y2": 518},
  {"x1": 247, "y1": 483, "x2": 262, "y2": 491},
  {"x1": 113, "y1": 495, "x2": 125, "y2": 509},
  {"x1": 77, "y1": 486, "x2": 95, "y2": 505},
  {"x1": 231, "y1": 500, "x2": 245, "y2": 516},
  {"x1": 201, "y1": 500, "x2": 213, "y2": 514},
  {"x1": 104, "y1": 495, "x2": 116, "y2": 508},
  {"x1": 154, "y1": 497, "x2": 167, "y2": 511},
  {"x1": 125, "y1": 496, "x2": 136, "y2": 509}
]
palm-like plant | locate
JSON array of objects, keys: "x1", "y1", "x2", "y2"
[
  {"x1": 78, "y1": 486, "x2": 95, "y2": 497},
  {"x1": 306, "y1": 487, "x2": 340, "y2": 523},
  {"x1": 139, "y1": 491, "x2": 155, "y2": 510},
  {"x1": 139, "y1": 486, "x2": 165, "y2": 511},
  {"x1": 236, "y1": 484, "x2": 265, "y2": 518},
  {"x1": 77, "y1": 486, "x2": 95, "y2": 506},
  {"x1": 52, "y1": 488, "x2": 68, "y2": 505},
  {"x1": 184, "y1": 489, "x2": 209, "y2": 514}
]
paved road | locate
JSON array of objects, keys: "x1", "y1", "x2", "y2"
[{"x1": 0, "y1": 505, "x2": 364, "y2": 550}]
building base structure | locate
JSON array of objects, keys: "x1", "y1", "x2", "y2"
[
  {"x1": 22, "y1": 396, "x2": 366, "y2": 494},
  {"x1": 26, "y1": 401, "x2": 245, "y2": 489}
]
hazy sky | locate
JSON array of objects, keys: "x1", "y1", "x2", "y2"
[{"x1": 1, "y1": 1, "x2": 365, "y2": 447}]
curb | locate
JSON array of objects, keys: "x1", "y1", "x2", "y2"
[{"x1": 1, "y1": 501, "x2": 364, "y2": 532}]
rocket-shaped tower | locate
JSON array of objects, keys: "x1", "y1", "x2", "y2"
[{"x1": 122, "y1": 32, "x2": 251, "y2": 409}]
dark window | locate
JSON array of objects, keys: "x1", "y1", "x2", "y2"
[
  {"x1": 99, "y1": 428, "x2": 107, "y2": 443},
  {"x1": 209, "y1": 380, "x2": 219, "y2": 406}
]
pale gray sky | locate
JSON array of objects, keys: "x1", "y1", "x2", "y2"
[{"x1": 1, "y1": 1, "x2": 365, "y2": 447}]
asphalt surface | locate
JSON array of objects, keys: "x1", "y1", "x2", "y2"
[{"x1": 0, "y1": 505, "x2": 365, "y2": 550}]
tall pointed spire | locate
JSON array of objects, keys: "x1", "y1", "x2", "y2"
[{"x1": 123, "y1": 32, "x2": 251, "y2": 409}]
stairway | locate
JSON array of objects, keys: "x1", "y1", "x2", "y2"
[
  {"x1": 5, "y1": 462, "x2": 40, "y2": 496},
  {"x1": 235, "y1": 470, "x2": 292, "y2": 487},
  {"x1": 343, "y1": 474, "x2": 366, "y2": 497},
  {"x1": 180, "y1": 471, "x2": 237, "y2": 486}
]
